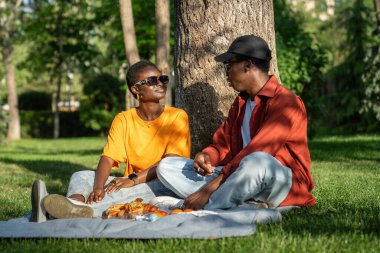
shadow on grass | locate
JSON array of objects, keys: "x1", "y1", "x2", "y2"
[
  {"x1": 309, "y1": 139, "x2": 380, "y2": 163},
  {"x1": 277, "y1": 204, "x2": 380, "y2": 236},
  {"x1": 0, "y1": 147, "x2": 102, "y2": 156},
  {"x1": 0, "y1": 158, "x2": 92, "y2": 194}
]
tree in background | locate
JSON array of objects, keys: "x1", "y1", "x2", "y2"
[
  {"x1": 22, "y1": 0, "x2": 98, "y2": 138},
  {"x1": 0, "y1": 0, "x2": 22, "y2": 140},
  {"x1": 274, "y1": 0, "x2": 327, "y2": 137},
  {"x1": 79, "y1": 73, "x2": 124, "y2": 135},
  {"x1": 155, "y1": 0, "x2": 172, "y2": 105},
  {"x1": 361, "y1": 0, "x2": 380, "y2": 127},
  {"x1": 174, "y1": 0, "x2": 279, "y2": 153},
  {"x1": 323, "y1": 0, "x2": 374, "y2": 131}
]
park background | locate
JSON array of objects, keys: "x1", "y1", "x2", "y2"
[{"x1": 0, "y1": 0, "x2": 379, "y2": 252}]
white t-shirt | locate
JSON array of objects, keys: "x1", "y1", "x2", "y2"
[{"x1": 241, "y1": 98, "x2": 256, "y2": 148}]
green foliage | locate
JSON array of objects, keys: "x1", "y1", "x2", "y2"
[
  {"x1": 274, "y1": 0, "x2": 328, "y2": 138},
  {"x1": 18, "y1": 91, "x2": 52, "y2": 111},
  {"x1": 20, "y1": 0, "x2": 99, "y2": 83},
  {"x1": 274, "y1": 0, "x2": 327, "y2": 95},
  {"x1": 20, "y1": 110, "x2": 92, "y2": 138},
  {"x1": 79, "y1": 73, "x2": 124, "y2": 134},
  {"x1": 320, "y1": 0, "x2": 377, "y2": 131},
  {"x1": 361, "y1": 33, "x2": 380, "y2": 125}
]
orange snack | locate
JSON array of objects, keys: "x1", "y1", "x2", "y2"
[
  {"x1": 169, "y1": 209, "x2": 183, "y2": 215},
  {"x1": 183, "y1": 209, "x2": 194, "y2": 212}
]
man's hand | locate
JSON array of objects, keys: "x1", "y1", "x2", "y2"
[
  {"x1": 183, "y1": 188, "x2": 213, "y2": 210},
  {"x1": 183, "y1": 173, "x2": 226, "y2": 210},
  {"x1": 104, "y1": 177, "x2": 134, "y2": 194},
  {"x1": 86, "y1": 188, "x2": 105, "y2": 204},
  {"x1": 193, "y1": 152, "x2": 214, "y2": 176}
]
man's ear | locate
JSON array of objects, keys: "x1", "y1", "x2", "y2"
[{"x1": 245, "y1": 60, "x2": 253, "y2": 72}]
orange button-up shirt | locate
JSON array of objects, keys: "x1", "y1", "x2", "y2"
[{"x1": 203, "y1": 76, "x2": 315, "y2": 206}]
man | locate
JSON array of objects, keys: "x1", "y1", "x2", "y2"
[{"x1": 156, "y1": 35, "x2": 315, "y2": 210}]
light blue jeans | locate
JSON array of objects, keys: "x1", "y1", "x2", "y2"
[
  {"x1": 67, "y1": 171, "x2": 178, "y2": 217},
  {"x1": 156, "y1": 151, "x2": 292, "y2": 209}
]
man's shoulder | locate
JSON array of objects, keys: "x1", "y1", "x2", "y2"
[{"x1": 274, "y1": 83, "x2": 301, "y2": 103}]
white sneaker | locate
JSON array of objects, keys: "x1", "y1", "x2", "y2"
[
  {"x1": 30, "y1": 179, "x2": 48, "y2": 223},
  {"x1": 43, "y1": 194, "x2": 93, "y2": 219},
  {"x1": 149, "y1": 196, "x2": 184, "y2": 211}
]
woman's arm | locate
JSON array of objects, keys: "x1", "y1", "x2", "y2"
[{"x1": 86, "y1": 156, "x2": 114, "y2": 204}]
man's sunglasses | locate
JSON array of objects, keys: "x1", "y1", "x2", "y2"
[
  {"x1": 134, "y1": 75, "x2": 169, "y2": 86},
  {"x1": 223, "y1": 60, "x2": 242, "y2": 74},
  {"x1": 223, "y1": 58, "x2": 253, "y2": 74}
]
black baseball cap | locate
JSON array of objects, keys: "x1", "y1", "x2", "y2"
[{"x1": 215, "y1": 35, "x2": 272, "y2": 62}]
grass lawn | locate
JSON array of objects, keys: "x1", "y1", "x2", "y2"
[{"x1": 0, "y1": 134, "x2": 379, "y2": 252}]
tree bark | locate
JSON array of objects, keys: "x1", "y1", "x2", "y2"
[
  {"x1": 0, "y1": 0, "x2": 22, "y2": 140},
  {"x1": 2, "y1": 40, "x2": 20, "y2": 140},
  {"x1": 119, "y1": 0, "x2": 140, "y2": 109},
  {"x1": 155, "y1": 0, "x2": 172, "y2": 106},
  {"x1": 175, "y1": 0, "x2": 279, "y2": 154},
  {"x1": 53, "y1": 2, "x2": 64, "y2": 139}
]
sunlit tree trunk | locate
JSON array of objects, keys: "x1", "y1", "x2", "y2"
[
  {"x1": 0, "y1": 0, "x2": 22, "y2": 140},
  {"x1": 2, "y1": 39, "x2": 20, "y2": 140},
  {"x1": 155, "y1": 0, "x2": 172, "y2": 106},
  {"x1": 119, "y1": 0, "x2": 140, "y2": 109},
  {"x1": 175, "y1": 0, "x2": 279, "y2": 154}
]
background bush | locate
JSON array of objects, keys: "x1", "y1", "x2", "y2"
[
  {"x1": 79, "y1": 73, "x2": 125, "y2": 135},
  {"x1": 18, "y1": 91, "x2": 52, "y2": 111},
  {"x1": 20, "y1": 111, "x2": 94, "y2": 138}
]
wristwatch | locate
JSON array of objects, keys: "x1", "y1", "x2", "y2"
[{"x1": 128, "y1": 173, "x2": 138, "y2": 185}]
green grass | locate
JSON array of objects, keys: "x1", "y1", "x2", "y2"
[{"x1": 0, "y1": 134, "x2": 379, "y2": 252}]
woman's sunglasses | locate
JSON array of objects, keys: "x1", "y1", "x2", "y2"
[{"x1": 134, "y1": 75, "x2": 169, "y2": 86}]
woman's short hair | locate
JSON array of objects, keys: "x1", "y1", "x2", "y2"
[{"x1": 126, "y1": 60, "x2": 160, "y2": 99}]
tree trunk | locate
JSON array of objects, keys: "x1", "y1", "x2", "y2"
[
  {"x1": 174, "y1": 0, "x2": 279, "y2": 154},
  {"x1": 2, "y1": 39, "x2": 20, "y2": 140},
  {"x1": 0, "y1": 0, "x2": 22, "y2": 140},
  {"x1": 155, "y1": 0, "x2": 172, "y2": 106},
  {"x1": 119, "y1": 0, "x2": 140, "y2": 109},
  {"x1": 53, "y1": 2, "x2": 64, "y2": 139},
  {"x1": 374, "y1": 0, "x2": 380, "y2": 31}
]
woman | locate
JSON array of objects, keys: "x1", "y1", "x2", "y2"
[{"x1": 31, "y1": 61, "x2": 190, "y2": 221}]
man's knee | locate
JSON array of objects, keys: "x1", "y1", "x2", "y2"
[
  {"x1": 238, "y1": 152, "x2": 272, "y2": 176},
  {"x1": 157, "y1": 157, "x2": 179, "y2": 178}
]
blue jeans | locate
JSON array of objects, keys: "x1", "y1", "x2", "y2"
[
  {"x1": 66, "y1": 171, "x2": 178, "y2": 217},
  {"x1": 156, "y1": 152, "x2": 292, "y2": 209}
]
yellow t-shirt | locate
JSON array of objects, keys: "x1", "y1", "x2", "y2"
[{"x1": 102, "y1": 106, "x2": 191, "y2": 176}]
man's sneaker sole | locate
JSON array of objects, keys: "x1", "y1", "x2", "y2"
[
  {"x1": 31, "y1": 179, "x2": 48, "y2": 223},
  {"x1": 43, "y1": 194, "x2": 93, "y2": 219}
]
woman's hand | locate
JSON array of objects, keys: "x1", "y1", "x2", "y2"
[
  {"x1": 104, "y1": 177, "x2": 134, "y2": 194},
  {"x1": 86, "y1": 188, "x2": 105, "y2": 204}
]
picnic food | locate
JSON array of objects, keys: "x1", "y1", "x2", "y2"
[
  {"x1": 106, "y1": 198, "x2": 192, "y2": 220},
  {"x1": 169, "y1": 209, "x2": 183, "y2": 214},
  {"x1": 106, "y1": 198, "x2": 159, "y2": 218}
]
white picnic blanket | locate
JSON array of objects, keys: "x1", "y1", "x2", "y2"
[{"x1": 0, "y1": 207, "x2": 294, "y2": 239}]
